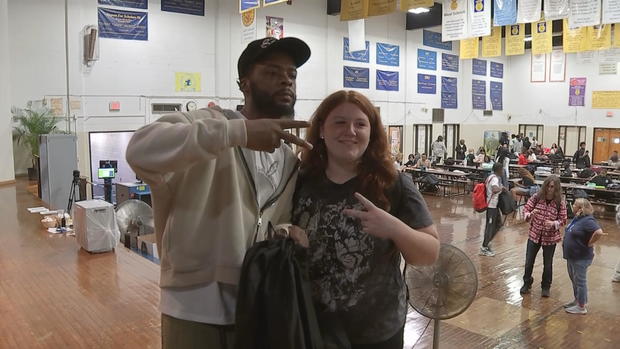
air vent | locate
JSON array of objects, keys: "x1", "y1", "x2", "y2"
[
  {"x1": 483, "y1": 110, "x2": 493, "y2": 116},
  {"x1": 152, "y1": 103, "x2": 182, "y2": 114},
  {"x1": 432, "y1": 108, "x2": 444, "y2": 123}
]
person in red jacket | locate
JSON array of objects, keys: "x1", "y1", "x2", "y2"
[{"x1": 517, "y1": 147, "x2": 529, "y2": 165}]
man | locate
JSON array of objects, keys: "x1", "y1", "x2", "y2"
[
  {"x1": 480, "y1": 163, "x2": 505, "y2": 257},
  {"x1": 431, "y1": 135, "x2": 447, "y2": 164},
  {"x1": 126, "y1": 37, "x2": 312, "y2": 348},
  {"x1": 514, "y1": 134, "x2": 524, "y2": 156},
  {"x1": 609, "y1": 150, "x2": 619, "y2": 165},
  {"x1": 573, "y1": 142, "x2": 588, "y2": 169},
  {"x1": 509, "y1": 134, "x2": 517, "y2": 153},
  {"x1": 495, "y1": 143, "x2": 511, "y2": 187}
]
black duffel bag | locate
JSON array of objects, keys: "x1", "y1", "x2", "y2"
[{"x1": 498, "y1": 191, "x2": 517, "y2": 215}]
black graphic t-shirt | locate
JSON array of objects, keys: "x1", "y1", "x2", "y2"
[{"x1": 292, "y1": 172, "x2": 433, "y2": 344}]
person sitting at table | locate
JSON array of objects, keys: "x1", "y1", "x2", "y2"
[
  {"x1": 476, "y1": 146, "x2": 485, "y2": 155},
  {"x1": 589, "y1": 169, "x2": 612, "y2": 187},
  {"x1": 518, "y1": 148, "x2": 529, "y2": 165},
  {"x1": 466, "y1": 149, "x2": 476, "y2": 167},
  {"x1": 527, "y1": 149, "x2": 538, "y2": 163},
  {"x1": 609, "y1": 151, "x2": 619, "y2": 165},
  {"x1": 562, "y1": 162, "x2": 574, "y2": 178},
  {"x1": 475, "y1": 149, "x2": 486, "y2": 164},
  {"x1": 511, "y1": 168, "x2": 538, "y2": 202},
  {"x1": 414, "y1": 153, "x2": 431, "y2": 169},
  {"x1": 481, "y1": 155, "x2": 494, "y2": 170},
  {"x1": 550, "y1": 143, "x2": 559, "y2": 155},
  {"x1": 403, "y1": 153, "x2": 418, "y2": 167}
]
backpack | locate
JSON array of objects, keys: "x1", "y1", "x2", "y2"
[
  {"x1": 578, "y1": 168, "x2": 595, "y2": 178},
  {"x1": 472, "y1": 175, "x2": 494, "y2": 212},
  {"x1": 444, "y1": 157, "x2": 455, "y2": 166},
  {"x1": 420, "y1": 174, "x2": 440, "y2": 192}
]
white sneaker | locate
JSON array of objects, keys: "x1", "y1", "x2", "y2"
[
  {"x1": 565, "y1": 305, "x2": 587, "y2": 315},
  {"x1": 479, "y1": 247, "x2": 496, "y2": 257},
  {"x1": 563, "y1": 300, "x2": 577, "y2": 308}
]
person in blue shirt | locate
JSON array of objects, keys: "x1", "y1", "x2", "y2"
[{"x1": 562, "y1": 198, "x2": 606, "y2": 314}]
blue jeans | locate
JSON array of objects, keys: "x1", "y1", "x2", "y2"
[{"x1": 566, "y1": 258, "x2": 593, "y2": 306}]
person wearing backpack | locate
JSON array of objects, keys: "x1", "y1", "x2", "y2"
[
  {"x1": 479, "y1": 163, "x2": 506, "y2": 257},
  {"x1": 520, "y1": 175, "x2": 567, "y2": 297}
]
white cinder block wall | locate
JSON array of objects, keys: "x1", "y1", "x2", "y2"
[{"x1": 6, "y1": 0, "x2": 619, "y2": 177}]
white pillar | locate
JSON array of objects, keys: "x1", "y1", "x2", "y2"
[{"x1": 0, "y1": 0, "x2": 15, "y2": 182}]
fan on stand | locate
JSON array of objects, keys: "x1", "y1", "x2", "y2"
[
  {"x1": 405, "y1": 243, "x2": 478, "y2": 349},
  {"x1": 115, "y1": 199, "x2": 154, "y2": 249}
]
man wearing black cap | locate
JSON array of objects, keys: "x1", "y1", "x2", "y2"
[{"x1": 127, "y1": 37, "x2": 311, "y2": 348}]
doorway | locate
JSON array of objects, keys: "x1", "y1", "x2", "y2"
[
  {"x1": 413, "y1": 124, "x2": 433, "y2": 155},
  {"x1": 593, "y1": 128, "x2": 620, "y2": 164},
  {"x1": 443, "y1": 124, "x2": 461, "y2": 158}
]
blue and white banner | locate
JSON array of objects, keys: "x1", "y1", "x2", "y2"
[
  {"x1": 472, "y1": 58, "x2": 487, "y2": 76},
  {"x1": 162, "y1": 0, "x2": 204, "y2": 16},
  {"x1": 490, "y1": 62, "x2": 504, "y2": 78},
  {"x1": 442, "y1": 53, "x2": 459, "y2": 72},
  {"x1": 417, "y1": 74, "x2": 437, "y2": 94},
  {"x1": 264, "y1": 0, "x2": 288, "y2": 6},
  {"x1": 240, "y1": 0, "x2": 260, "y2": 13},
  {"x1": 344, "y1": 66, "x2": 369, "y2": 89},
  {"x1": 417, "y1": 49, "x2": 437, "y2": 70},
  {"x1": 344, "y1": 37, "x2": 370, "y2": 63},
  {"x1": 98, "y1": 7, "x2": 148, "y2": 41},
  {"x1": 493, "y1": 0, "x2": 517, "y2": 26},
  {"x1": 377, "y1": 43, "x2": 400, "y2": 66},
  {"x1": 490, "y1": 81, "x2": 503, "y2": 110},
  {"x1": 377, "y1": 70, "x2": 399, "y2": 91},
  {"x1": 472, "y1": 79, "x2": 486, "y2": 109},
  {"x1": 423, "y1": 30, "x2": 452, "y2": 50},
  {"x1": 441, "y1": 77, "x2": 458, "y2": 109},
  {"x1": 98, "y1": 0, "x2": 147, "y2": 9}
]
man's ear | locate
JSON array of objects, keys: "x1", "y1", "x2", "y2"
[{"x1": 238, "y1": 78, "x2": 249, "y2": 94}]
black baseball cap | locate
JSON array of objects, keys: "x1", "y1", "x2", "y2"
[{"x1": 237, "y1": 37, "x2": 311, "y2": 79}]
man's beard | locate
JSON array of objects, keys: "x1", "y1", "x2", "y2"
[{"x1": 250, "y1": 83, "x2": 296, "y2": 119}]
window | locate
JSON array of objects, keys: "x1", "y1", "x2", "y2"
[
  {"x1": 413, "y1": 124, "x2": 433, "y2": 155},
  {"x1": 558, "y1": 126, "x2": 585, "y2": 154},
  {"x1": 443, "y1": 124, "x2": 461, "y2": 158},
  {"x1": 518, "y1": 124, "x2": 544, "y2": 144}
]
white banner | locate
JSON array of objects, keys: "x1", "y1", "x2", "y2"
[
  {"x1": 544, "y1": 0, "x2": 569, "y2": 20},
  {"x1": 569, "y1": 0, "x2": 601, "y2": 28},
  {"x1": 602, "y1": 0, "x2": 620, "y2": 24},
  {"x1": 469, "y1": 0, "x2": 491, "y2": 37},
  {"x1": 348, "y1": 19, "x2": 366, "y2": 52},
  {"x1": 442, "y1": 0, "x2": 468, "y2": 41},
  {"x1": 549, "y1": 49, "x2": 566, "y2": 81},
  {"x1": 517, "y1": 0, "x2": 541, "y2": 23}
]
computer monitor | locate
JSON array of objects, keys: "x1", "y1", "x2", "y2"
[{"x1": 98, "y1": 168, "x2": 116, "y2": 179}]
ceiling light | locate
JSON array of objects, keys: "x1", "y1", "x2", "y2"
[{"x1": 408, "y1": 7, "x2": 430, "y2": 14}]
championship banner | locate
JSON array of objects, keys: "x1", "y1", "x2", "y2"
[
  {"x1": 544, "y1": 0, "x2": 569, "y2": 20},
  {"x1": 417, "y1": 74, "x2": 437, "y2": 94},
  {"x1": 603, "y1": 0, "x2": 620, "y2": 24},
  {"x1": 482, "y1": 26, "x2": 501, "y2": 57},
  {"x1": 460, "y1": 37, "x2": 479, "y2": 59},
  {"x1": 490, "y1": 81, "x2": 503, "y2": 110},
  {"x1": 162, "y1": 0, "x2": 204, "y2": 16},
  {"x1": 423, "y1": 30, "x2": 453, "y2": 50},
  {"x1": 490, "y1": 61, "x2": 504, "y2": 78},
  {"x1": 368, "y1": 0, "x2": 396, "y2": 17},
  {"x1": 98, "y1": 0, "x2": 147, "y2": 9},
  {"x1": 569, "y1": 77, "x2": 586, "y2": 106},
  {"x1": 377, "y1": 42, "x2": 400, "y2": 66},
  {"x1": 417, "y1": 49, "x2": 437, "y2": 70},
  {"x1": 344, "y1": 66, "x2": 370, "y2": 89},
  {"x1": 401, "y1": 0, "x2": 434, "y2": 11},
  {"x1": 505, "y1": 24, "x2": 524, "y2": 55},
  {"x1": 341, "y1": 0, "x2": 369, "y2": 21},
  {"x1": 532, "y1": 20, "x2": 552, "y2": 55},
  {"x1": 569, "y1": 0, "x2": 601, "y2": 28},
  {"x1": 472, "y1": 79, "x2": 486, "y2": 109},
  {"x1": 376, "y1": 70, "x2": 399, "y2": 91},
  {"x1": 586, "y1": 25, "x2": 612, "y2": 51},
  {"x1": 441, "y1": 77, "x2": 458, "y2": 109},
  {"x1": 562, "y1": 19, "x2": 587, "y2": 53},
  {"x1": 344, "y1": 37, "x2": 370, "y2": 62},
  {"x1": 442, "y1": 0, "x2": 468, "y2": 42},
  {"x1": 241, "y1": 9, "x2": 257, "y2": 45},
  {"x1": 493, "y1": 0, "x2": 517, "y2": 26},
  {"x1": 442, "y1": 53, "x2": 459, "y2": 72},
  {"x1": 98, "y1": 7, "x2": 148, "y2": 41},
  {"x1": 516, "y1": 0, "x2": 541, "y2": 23},
  {"x1": 472, "y1": 58, "x2": 487, "y2": 76},
  {"x1": 263, "y1": 0, "x2": 287, "y2": 7},
  {"x1": 469, "y1": 0, "x2": 491, "y2": 37},
  {"x1": 615, "y1": 24, "x2": 620, "y2": 48},
  {"x1": 240, "y1": 0, "x2": 259, "y2": 13}
]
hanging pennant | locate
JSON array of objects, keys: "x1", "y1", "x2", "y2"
[
  {"x1": 442, "y1": 0, "x2": 468, "y2": 41},
  {"x1": 482, "y1": 26, "x2": 502, "y2": 57},
  {"x1": 263, "y1": 0, "x2": 287, "y2": 7},
  {"x1": 532, "y1": 20, "x2": 552, "y2": 55},
  {"x1": 240, "y1": 0, "x2": 259, "y2": 13},
  {"x1": 563, "y1": 19, "x2": 588, "y2": 53},
  {"x1": 341, "y1": 0, "x2": 369, "y2": 21},
  {"x1": 469, "y1": 0, "x2": 491, "y2": 37},
  {"x1": 544, "y1": 0, "x2": 569, "y2": 20},
  {"x1": 602, "y1": 0, "x2": 620, "y2": 24},
  {"x1": 367, "y1": 0, "x2": 396, "y2": 17},
  {"x1": 615, "y1": 24, "x2": 620, "y2": 48},
  {"x1": 493, "y1": 0, "x2": 517, "y2": 26},
  {"x1": 517, "y1": 0, "x2": 541, "y2": 24},
  {"x1": 505, "y1": 24, "x2": 524, "y2": 55},
  {"x1": 586, "y1": 25, "x2": 612, "y2": 51},
  {"x1": 460, "y1": 37, "x2": 479, "y2": 59},
  {"x1": 569, "y1": 0, "x2": 601, "y2": 28},
  {"x1": 401, "y1": 0, "x2": 434, "y2": 11}
]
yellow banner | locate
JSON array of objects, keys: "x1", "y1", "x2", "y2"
[
  {"x1": 341, "y1": 0, "x2": 369, "y2": 21},
  {"x1": 532, "y1": 20, "x2": 552, "y2": 55},
  {"x1": 400, "y1": 0, "x2": 434, "y2": 11},
  {"x1": 586, "y1": 25, "x2": 612, "y2": 51},
  {"x1": 615, "y1": 24, "x2": 620, "y2": 48},
  {"x1": 563, "y1": 19, "x2": 587, "y2": 53},
  {"x1": 175, "y1": 72, "x2": 201, "y2": 92},
  {"x1": 460, "y1": 37, "x2": 479, "y2": 59},
  {"x1": 592, "y1": 91, "x2": 620, "y2": 109},
  {"x1": 482, "y1": 26, "x2": 502, "y2": 57},
  {"x1": 368, "y1": 0, "x2": 396, "y2": 17},
  {"x1": 505, "y1": 24, "x2": 524, "y2": 56}
]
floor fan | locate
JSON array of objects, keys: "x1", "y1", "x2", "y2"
[{"x1": 405, "y1": 243, "x2": 478, "y2": 349}]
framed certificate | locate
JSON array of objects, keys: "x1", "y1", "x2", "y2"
[
  {"x1": 549, "y1": 49, "x2": 566, "y2": 82},
  {"x1": 530, "y1": 53, "x2": 547, "y2": 82}
]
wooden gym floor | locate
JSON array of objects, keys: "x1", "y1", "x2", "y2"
[{"x1": 1, "y1": 179, "x2": 619, "y2": 348}]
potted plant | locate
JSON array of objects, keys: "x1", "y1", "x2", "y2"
[{"x1": 12, "y1": 101, "x2": 62, "y2": 180}]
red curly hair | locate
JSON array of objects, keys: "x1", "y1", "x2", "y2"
[{"x1": 299, "y1": 90, "x2": 397, "y2": 210}]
